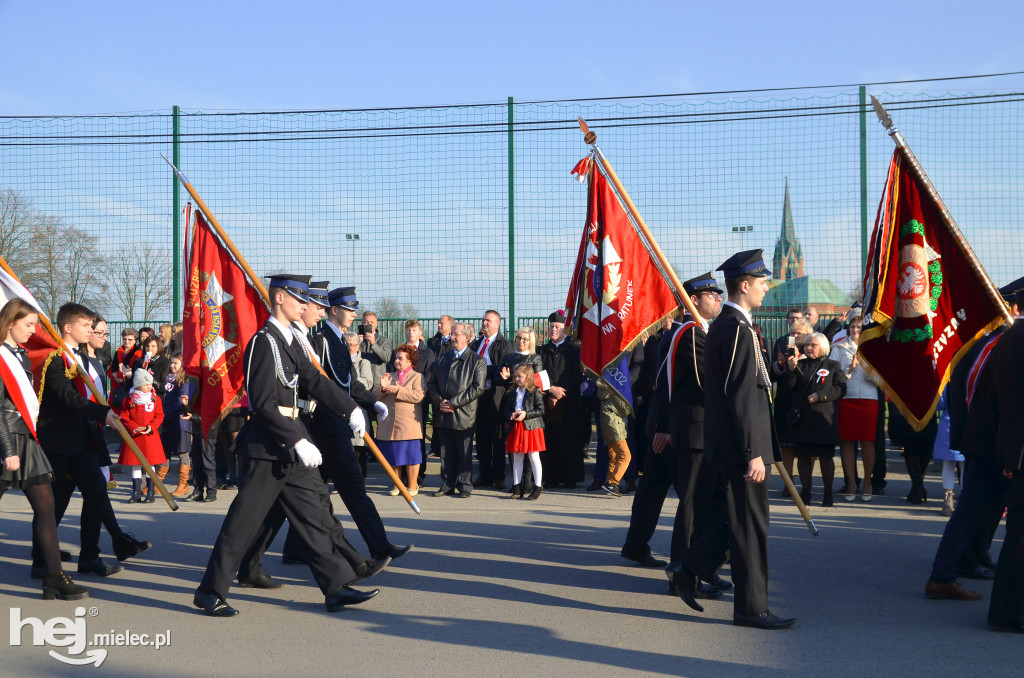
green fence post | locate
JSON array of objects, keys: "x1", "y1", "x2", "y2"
[
  {"x1": 172, "y1": 105, "x2": 182, "y2": 322},
  {"x1": 859, "y1": 86, "x2": 868, "y2": 273},
  {"x1": 507, "y1": 96, "x2": 515, "y2": 330}
]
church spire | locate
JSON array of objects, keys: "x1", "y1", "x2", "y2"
[{"x1": 772, "y1": 177, "x2": 805, "y2": 282}]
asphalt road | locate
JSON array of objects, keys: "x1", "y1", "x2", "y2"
[{"x1": 1, "y1": 459, "x2": 1017, "y2": 677}]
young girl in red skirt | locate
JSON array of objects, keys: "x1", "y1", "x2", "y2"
[
  {"x1": 118, "y1": 369, "x2": 166, "y2": 503},
  {"x1": 504, "y1": 364, "x2": 546, "y2": 500}
]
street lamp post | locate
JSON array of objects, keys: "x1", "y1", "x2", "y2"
[{"x1": 346, "y1": 233, "x2": 360, "y2": 280}]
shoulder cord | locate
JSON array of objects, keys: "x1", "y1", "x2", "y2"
[
  {"x1": 36, "y1": 347, "x2": 77, "y2": 406},
  {"x1": 691, "y1": 330, "x2": 702, "y2": 391},
  {"x1": 321, "y1": 336, "x2": 351, "y2": 390},
  {"x1": 751, "y1": 328, "x2": 773, "y2": 406}
]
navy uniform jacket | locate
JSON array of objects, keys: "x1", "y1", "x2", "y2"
[
  {"x1": 238, "y1": 320, "x2": 357, "y2": 463},
  {"x1": 949, "y1": 326, "x2": 1005, "y2": 456},
  {"x1": 651, "y1": 316, "x2": 707, "y2": 451},
  {"x1": 992, "y1": 319, "x2": 1024, "y2": 471},
  {"x1": 703, "y1": 304, "x2": 780, "y2": 466},
  {"x1": 314, "y1": 325, "x2": 379, "y2": 411}
]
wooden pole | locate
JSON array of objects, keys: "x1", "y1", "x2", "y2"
[
  {"x1": 161, "y1": 155, "x2": 420, "y2": 515},
  {"x1": 576, "y1": 120, "x2": 818, "y2": 535},
  {"x1": 577, "y1": 118, "x2": 705, "y2": 326},
  {"x1": 0, "y1": 257, "x2": 178, "y2": 510},
  {"x1": 869, "y1": 96, "x2": 1013, "y2": 326}
]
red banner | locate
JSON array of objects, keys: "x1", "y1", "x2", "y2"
[
  {"x1": 565, "y1": 158, "x2": 678, "y2": 408},
  {"x1": 859, "y1": 149, "x2": 1006, "y2": 430},
  {"x1": 182, "y1": 210, "x2": 269, "y2": 437}
]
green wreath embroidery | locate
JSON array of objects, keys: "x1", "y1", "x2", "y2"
[
  {"x1": 901, "y1": 220, "x2": 925, "y2": 237},
  {"x1": 891, "y1": 221, "x2": 943, "y2": 343}
]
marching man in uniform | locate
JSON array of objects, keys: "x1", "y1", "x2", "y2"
[
  {"x1": 666, "y1": 250, "x2": 795, "y2": 630},
  {"x1": 193, "y1": 274, "x2": 379, "y2": 617}
]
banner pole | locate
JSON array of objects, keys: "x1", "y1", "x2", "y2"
[
  {"x1": 160, "y1": 155, "x2": 420, "y2": 514},
  {"x1": 577, "y1": 118, "x2": 703, "y2": 326},
  {"x1": 869, "y1": 97, "x2": 1013, "y2": 326}
]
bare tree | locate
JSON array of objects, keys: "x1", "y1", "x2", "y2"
[
  {"x1": 372, "y1": 296, "x2": 418, "y2": 321},
  {"x1": 29, "y1": 215, "x2": 106, "y2": 319},
  {"x1": 0, "y1": 189, "x2": 38, "y2": 282},
  {"x1": 105, "y1": 241, "x2": 172, "y2": 322}
]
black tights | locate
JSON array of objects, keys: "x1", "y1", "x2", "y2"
[
  {"x1": 797, "y1": 455, "x2": 836, "y2": 497},
  {"x1": 1, "y1": 481, "x2": 63, "y2": 574}
]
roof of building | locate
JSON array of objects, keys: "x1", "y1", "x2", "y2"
[{"x1": 762, "y1": 275, "x2": 853, "y2": 310}]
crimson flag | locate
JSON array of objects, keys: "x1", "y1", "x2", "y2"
[
  {"x1": 859, "y1": 149, "x2": 1006, "y2": 430},
  {"x1": 182, "y1": 210, "x2": 269, "y2": 437},
  {"x1": 565, "y1": 157, "x2": 679, "y2": 411}
]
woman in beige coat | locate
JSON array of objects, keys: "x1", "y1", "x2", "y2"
[{"x1": 374, "y1": 344, "x2": 424, "y2": 495}]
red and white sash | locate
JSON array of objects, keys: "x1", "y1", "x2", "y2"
[
  {"x1": 0, "y1": 344, "x2": 40, "y2": 439},
  {"x1": 664, "y1": 320, "x2": 698, "y2": 400},
  {"x1": 966, "y1": 332, "x2": 1004, "y2": 410}
]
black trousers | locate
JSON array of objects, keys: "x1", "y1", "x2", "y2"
[
  {"x1": 990, "y1": 473, "x2": 1024, "y2": 625},
  {"x1": 193, "y1": 428, "x2": 217, "y2": 491},
  {"x1": 198, "y1": 456, "x2": 358, "y2": 600},
  {"x1": 312, "y1": 412, "x2": 390, "y2": 557},
  {"x1": 439, "y1": 428, "x2": 474, "y2": 492},
  {"x1": 237, "y1": 467, "x2": 366, "y2": 582},
  {"x1": 622, "y1": 447, "x2": 716, "y2": 563},
  {"x1": 929, "y1": 456, "x2": 1010, "y2": 583},
  {"x1": 33, "y1": 453, "x2": 119, "y2": 562},
  {"x1": 681, "y1": 461, "x2": 770, "y2": 616},
  {"x1": 475, "y1": 396, "x2": 505, "y2": 483}
]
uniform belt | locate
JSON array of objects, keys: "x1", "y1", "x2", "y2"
[
  {"x1": 297, "y1": 398, "x2": 317, "y2": 414},
  {"x1": 277, "y1": 405, "x2": 299, "y2": 420}
]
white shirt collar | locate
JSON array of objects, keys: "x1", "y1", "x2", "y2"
[
  {"x1": 268, "y1": 316, "x2": 294, "y2": 345},
  {"x1": 324, "y1": 321, "x2": 344, "y2": 340},
  {"x1": 552, "y1": 338, "x2": 565, "y2": 347},
  {"x1": 724, "y1": 300, "x2": 752, "y2": 325}
]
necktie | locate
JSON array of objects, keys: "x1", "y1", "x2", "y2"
[{"x1": 478, "y1": 336, "x2": 490, "y2": 357}]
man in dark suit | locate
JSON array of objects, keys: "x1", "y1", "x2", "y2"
[
  {"x1": 469, "y1": 310, "x2": 512, "y2": 489},
  {"x1": 426, "y1": 315, "x2": 454, "y2": 460},
  {"x1": 428, "y1": 315, "x2": 455, "y2": 356},
  {"x1": 430, "y1": 322, "x2": 486, "y2": 498},
  {"x1": 666, "y1": 250, "x2": 795, "y2": 630},
  {"x1": 987, "y1": 293, "x2": 1024, "y2": 633},
  {"x1": 925, "y1": 281, "x2": 1020, "y2": 602},
  {"x1": 622, "y1": 273, "x2": 725, "y2": 592},
  {"x1": 194, "y1": 275, "x2": 379, "y2": 617},
  {"x1": 32, "y1": 303, "x2": 150, "y2": 579}
]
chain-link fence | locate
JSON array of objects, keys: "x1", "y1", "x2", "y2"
[{"x1": 1, "y1": 86, "x2": 1020, "y2": 345}]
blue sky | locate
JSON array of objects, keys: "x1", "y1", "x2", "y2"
[
  {"x1": 0, "y1": 2, "x2": 1022, "y2": 323},
  {"x1": 2, "y1": 1, "x2": 1022, "y2": 113}
]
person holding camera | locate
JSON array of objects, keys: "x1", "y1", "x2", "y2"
[
  {"x1": 777, "y1": 332, "x2": 847, "y2": 506},
  {"x1": 770, "y1": 319, "x2": 814, "y2": 493}
]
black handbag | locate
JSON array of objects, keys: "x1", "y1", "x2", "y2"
[{"x1": 785, "y1": 407, "x2": 803, "y2": 428}]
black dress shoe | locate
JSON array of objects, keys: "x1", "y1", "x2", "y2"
[
  {"x1": 696, "y1": 583, "x2": 724, "y2": 600},
  {"x1": 325, "y1": 586, "x2": 379, "y2": 612},
  {"x1": 733, "y1": 611, "x2": 796, "y2": 629},
  {"x1": 201, "y1": 489, "x2": 218, "y2": 502},
  {"x1": 432, "y1": 488, "x2": 452, "y2": 497},
  {"x1": 988, "y1": 619, "x2": 1024, "y2": 634},
  {"x1": 237, "y1": 572, "x2": 284, "y2": 589},
  {"x1": 352, "y1": 556, "x2": 391, "y2": 584},
  {"x1": 281, "y1": 554, "x2": 308, "y2": 566},
  {"x1": 382, "y1": 544, "x2": 412, "y2": 561},
  {"x1": 458, "y1": 489, "x2": 472, "y2": 498},
  {"x1": 113, "y1": 532, "x2": 152, "y2": 562},
  {"x1": 957, "y1": 565, "x2": 996, "y2": 580},
  {"x1": 77, "y1": 557, "x2": 123, "y2": 577},
  {"x1": 704, "y1": 574, "x2": 733, "y2": 591},
  {"x1": 621, "y1": 551, "x2": 668, "y2": 568},
  {"x1": 193, "y1": 589, "x2": 239, "y2": 617},
  {"x1": 181, "y1": 487, "x2": 205, "y2": 502},
  {"x1": 665, "y1": 562, "x2": 703, "y2": 612}
]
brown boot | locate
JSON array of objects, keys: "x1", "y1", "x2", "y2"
[
  {"x1": 143, "y1": 466, "x2": 170, "y2": 496},
  {"x1": 172, "y1": 465, "x2": 191, "y2": 497}
]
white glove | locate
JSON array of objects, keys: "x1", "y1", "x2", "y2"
[
  {"x1": 293, "y1": 438, "x2": 322, "y2": 468},
  {"x1": 348, "y1": 407, "x2": 366, "y2": 439},
  {"x1": 374, "y1": 401, "x2": 389, "y2": 421}
]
